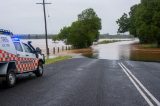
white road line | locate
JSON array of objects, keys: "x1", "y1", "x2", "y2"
[
  {"x1": 120, "y1": 63, "x2": 160, "y2": 106},
  {"x1": 118, "y1": 63, "x2": 154, "y2": 106}
]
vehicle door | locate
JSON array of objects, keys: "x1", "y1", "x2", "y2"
[
  {"x1": 13, "y1": 41, "x2": 26, "y2": 73},
  {"x1": 22, "y1": 43, "x2": 38, "y2": 71}
]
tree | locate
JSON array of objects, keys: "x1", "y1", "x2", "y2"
[
  {"x1": 116, "y1": 13, "x2": 130, "y2": 33},
  {"x1": 52, "y1": 35, "x2": 59, "y2": 42},
  {"x1": 77, "y1": 8, "x2": 101, "y2": 44},
  {"x1": 58, "y1": 26, "x2": 71, "y2": 40},
  {"x1": 134, "y1": 0, "x2": 160, "y2": 44},
  {"x1": 117, "y1": 0, "x2": 160, "y2": 47},
  {"x1": 153, "y1": 11, "x2": 160, "y2": 47},
  {"x1": 57, "y1": 8, "x2": 101, "y2": 48},
  {"x1": 129, "y1": 5, "x2": 138, "y2": 37},
  {"x1": 68, "y1": 21, "x2": 88, "y2": 48}
]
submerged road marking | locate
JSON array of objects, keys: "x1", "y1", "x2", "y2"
[{"x1": 119, "y1": 63, "x2": 154, "y2": 106}]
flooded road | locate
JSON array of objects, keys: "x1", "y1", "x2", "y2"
[
  {"x1": 91, "y1": 40, "x2": 138, "y2": 60},
  {"x1": 90, "y1": 39, "x2": 160, "y2": 61}
]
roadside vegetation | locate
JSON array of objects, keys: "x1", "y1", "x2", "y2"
[
  {"x1": 45, "y1": 56, "x2": 72, "y2": 65},
  {"x1": 53, "y1": 8, "x2": 101, "y2": 49},
  {"x1": 117, "y1": 0, "x2": 160, "y2": 47}
]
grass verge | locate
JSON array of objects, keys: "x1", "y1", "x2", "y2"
[{"x1": 45, "y1": 56, "x2": 72, "y2": 65}]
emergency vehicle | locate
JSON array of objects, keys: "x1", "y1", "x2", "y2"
[{"x1": 0, "y1": 29, "x2": 45, "y2": 87}]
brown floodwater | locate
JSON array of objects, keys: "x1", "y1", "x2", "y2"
[
  {"x1": 70, "y1": 40, "x2": 160, "y2": 62},
  {"x1": 56, "y1": 40, "x2": 160, "y2": 62},
  {"x1": 129, "y1": 44, "x2": 160, "y2": 62}
]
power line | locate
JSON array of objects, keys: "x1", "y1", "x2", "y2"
[{"x1": 36, "y1": 0, "x2": 52, "y2": 57}]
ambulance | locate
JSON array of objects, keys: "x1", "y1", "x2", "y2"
[{"x1": 0, "y1": 29, "x2": 45, "y2": 87}]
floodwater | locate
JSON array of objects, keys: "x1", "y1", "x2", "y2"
[
  {"x1": 91, "y1": 40, "x2": 137, "y2": 60},
  {"x1": 22, "y1": 39, "x2": 68, "y2": 54},
  {"x1": 22, "y1": 39, "x2": 160, "y2": 61},
  {"x1": 22, "y1": 39, "x2": 136, "y2": 60},
  {"x1": 89, "y1": 39, "x2": 160, "y2": 61}
]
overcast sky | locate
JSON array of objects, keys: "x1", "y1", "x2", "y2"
[{"x1": 0, "y1": 0, "x2": 140, "y2": 34}]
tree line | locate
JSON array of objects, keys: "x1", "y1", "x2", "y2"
[
  {"x1": 117, "y1": 0, "x2": 160, "y2": 47},
  {"x1": 53, "y1": 8, "x2": 101, "y2": 49}
]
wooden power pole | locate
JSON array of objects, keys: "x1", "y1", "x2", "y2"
[{"x1": 36, "y1": 0, "x2": 51, "y2": 57}]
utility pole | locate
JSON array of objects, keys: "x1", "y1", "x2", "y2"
[{"x1": 36, "y1": 0, "x2": 51, "y2": 57}]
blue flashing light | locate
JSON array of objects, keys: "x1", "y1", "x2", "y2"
[{"x1": 12, "y1": 37, "x2": 20, "y2": 41}]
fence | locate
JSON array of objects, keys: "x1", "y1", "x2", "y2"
[{"x1": 42, "y1": 45, "x2": 72, "y2": 56}]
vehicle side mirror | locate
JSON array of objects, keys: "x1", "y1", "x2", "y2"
[{"x1": 36, "y1": 47, "x2": 42, "y2": 54}]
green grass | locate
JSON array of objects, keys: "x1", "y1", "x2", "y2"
[{"x1": 45, "y1": 56, "x2": 72, "y2": 65}]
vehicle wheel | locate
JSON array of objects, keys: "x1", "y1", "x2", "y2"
[
  {"x1": 35, "y1": 62, "x2": 43, "y2": 77},
  {"x1": 6, "y1": 69, "x2": 16, "y2": 87}
]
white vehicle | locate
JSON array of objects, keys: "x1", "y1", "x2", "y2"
[{"x1": 0, "y1": 33, "x2": 45, "y2": 87}]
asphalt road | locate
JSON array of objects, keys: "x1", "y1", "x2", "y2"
[{"x1": 0, "y1": 58, "x2": 160, "y2": 106}]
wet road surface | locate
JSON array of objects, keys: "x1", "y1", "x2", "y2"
[{"x1": 0, "y1": 58, "x2": 160, "y2": 106}]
